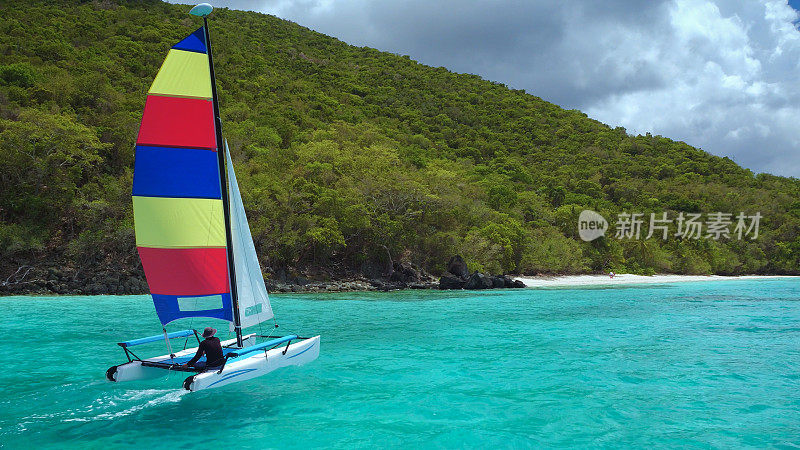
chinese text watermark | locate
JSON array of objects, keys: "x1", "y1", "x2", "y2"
[{"x1": 578, "y1": 210, "x2": 761, "y2": 242}]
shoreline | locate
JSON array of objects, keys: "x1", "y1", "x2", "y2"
[
  {"x1": 2, "y1": 274, "x2": 798, "y2": 297},
  {"x1": 515, "y1": 274, "x2": 800, "y2": 288}
]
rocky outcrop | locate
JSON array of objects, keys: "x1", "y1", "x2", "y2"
[
  {"x1": 491, "y1": 276, "x2": 506, "y2": 288},
  {"x1": 439, "y1": 271, "x2": 525, "y2": 290},
  {"x1": 464, "y1": 271, "x2": 493, "y2": 289},
  {"x1": 446, "y1": 255, "x2": 470, "y2": 279},
  {"x1": 261, "y1": 260, "x2": 438, "y2": 293},
  {"x1": 0, "y1": 255, "x2": 521, "y2": 295},
  {"x1": 390, "y1": 261, "x2": 422, "y2": 283},
  {"x1": 437, "y1": 255, "x2": 525, "y2": 291},
  {"x1": 439, "y1": 273, "x2": 466, "y2": 290},
  {"x1": 0, "y1": 264, "x2": 149, "y2": 296},
  {"x1": 266, "y1": 276, "x2": 438, "y2": 293}
]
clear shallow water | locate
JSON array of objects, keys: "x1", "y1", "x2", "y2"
[{"x1": 2, "y1": 280, "x2": 800, "y2": 448}]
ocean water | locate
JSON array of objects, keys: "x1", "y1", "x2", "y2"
[{"x1": 2, "y1": 279, "x2": 800, "y2": 448}]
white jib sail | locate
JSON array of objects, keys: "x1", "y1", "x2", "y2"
[{"x1": 226, "y1": 141, "x2": 274, "y2": 329}]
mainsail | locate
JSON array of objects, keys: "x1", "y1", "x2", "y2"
[{"x1": 132, "y1": 27, "x2": 271, "y2": 329}]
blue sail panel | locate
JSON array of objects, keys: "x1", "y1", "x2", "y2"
[
  {"x1": 172, "y1": 27, "x2": 207, "y2": 53},
  {"x1": 133, "y1": 146, "x2": 221, "y2": 199},
  {"x1": 152, "y1": 293, "x2": 234, "y2": 325}
]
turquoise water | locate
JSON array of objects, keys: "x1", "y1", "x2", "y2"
[{"x1": 2, "y1": 279, "x2": 800, "y2": 448}]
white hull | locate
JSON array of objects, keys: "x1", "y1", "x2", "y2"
[
  {"x1": 111, "y1": 360, "x2": 165, "y2": 382},
  {"x1": 108, "y1": 335, "x2": 320, "y2": 392},
  {"x1": 110, "y1": 334, "x2": 252, "y2": 383},
  {"x1": 187, "y1": 335, "x2": 320, "y2": 391}
]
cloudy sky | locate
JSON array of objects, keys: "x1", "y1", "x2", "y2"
[{"x1": 189, "y1": 0, "x2": 800, "y2": 177}]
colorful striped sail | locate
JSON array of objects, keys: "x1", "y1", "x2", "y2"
[{"x1": 133, "y1": 28, "x2": 232, "y2": 324}]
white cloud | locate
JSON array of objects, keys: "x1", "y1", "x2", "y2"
[
  {"x1": 189, "y1": 0, "x2": 800, "y2": 177},
  {"x1": 586, "y1": 0, "x2": 800, "y2": 175}
]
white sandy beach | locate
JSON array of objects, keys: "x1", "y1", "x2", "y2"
[{"x1": 515, "y1": 274, "x2": 799, "y2": 288}]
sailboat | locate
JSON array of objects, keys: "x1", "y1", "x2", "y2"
[{"x1": 105, "y1": 3, "x2": 319, "y2": 392}]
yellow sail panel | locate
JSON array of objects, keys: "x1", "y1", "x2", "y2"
[
  {"x1": 148, "y1": 49, "x2": 212, "y2": 99},
  {"x1": 133, "y1": 196, "x2": 225, "y2": 248}
]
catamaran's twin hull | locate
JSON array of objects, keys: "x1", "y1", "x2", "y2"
[
  {"x1": 187, "y1": 335, "x2": 319, "y2": 391},
  {"x1": 107, "y1": 335, "x2": 320, "y2": 392}
]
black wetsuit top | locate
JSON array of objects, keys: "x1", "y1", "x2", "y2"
[{"x1": 187, "y1": 337, "x2": 224, "y2": 367}]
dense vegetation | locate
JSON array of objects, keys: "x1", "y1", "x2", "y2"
[{"x1": 1, "y1": 0, "x2": 799, "y2": 285}]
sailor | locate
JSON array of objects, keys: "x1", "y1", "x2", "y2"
[{"x1": 184, "y1": 327, "x2": 225, "y2": 369}]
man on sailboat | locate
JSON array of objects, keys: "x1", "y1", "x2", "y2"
[{"x1": 184, "y1": 327, "x2": 225, "y2": 369}]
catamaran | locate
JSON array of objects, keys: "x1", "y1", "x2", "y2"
[{"x1": 105, "y1": 3, "x2": 319, "y2": 392}]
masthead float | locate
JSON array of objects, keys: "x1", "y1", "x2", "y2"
[{"x1": 105, "y1": 3, "x2": 320, "y2": 392}]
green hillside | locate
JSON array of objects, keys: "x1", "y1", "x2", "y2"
[{"x1": 1, "y1": 0, "x2": 799, "y2": 287}]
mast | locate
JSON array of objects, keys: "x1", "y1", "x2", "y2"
[{"x1": 201, "y1": 13, "x2": 244, "y2": 347}]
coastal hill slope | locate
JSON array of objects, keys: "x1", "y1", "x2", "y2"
[{"x1": 1, "y1": 0, "x2": 799, "y2": 293}]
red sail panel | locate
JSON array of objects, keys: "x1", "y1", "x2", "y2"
[
  {"x1": 137, "y1": 247, "x2": 229, "y2": 296},
  {"x1": 136, "y1": 95, "x2": 216, "y2": 150}
]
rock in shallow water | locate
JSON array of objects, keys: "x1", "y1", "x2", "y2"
[
  {"x1": 490, "y1": 276, "x2": 506, "y2": 288},
  {"x1": 439, "y1": 273, "x2": 466, "y2": 290},
  {"x1": 464, "y1": 272, "x2": 493, "y2": 290}
]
